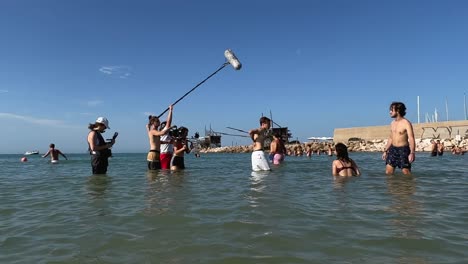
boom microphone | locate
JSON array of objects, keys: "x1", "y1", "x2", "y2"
[
  {"x1": 224, "y1": 49, "x2": 242, "y2": 70},
  {"x1": 158, "y1": 49, "x2": 242, "y2": 118}
]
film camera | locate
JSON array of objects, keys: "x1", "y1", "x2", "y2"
[{"x1": 168, "y1": 126, "x2": 188, "y2": 140}]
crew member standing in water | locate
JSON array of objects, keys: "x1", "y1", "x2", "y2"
[
  {"x1": 269, "y1": 133, "x2": 286, "y2": 165},
  {"x1": 87, "y1": 117, "x2": 116, "y2": 174},
  {"x1": 171, "y1": 127, "x2": 192, "y2": 170},
  {"x1": 147, "y1": 105, "x2": 173, "y2": 170},
  {"x1": 249, "y1": 116, "x2": 271, "y2": 171},
  {"x1": 159, "y1": 121, "x2": 174, "y2": 169}
]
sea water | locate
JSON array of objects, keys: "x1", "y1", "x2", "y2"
[{"x1": 0, "y1": 152, "x2": 467, "y2": 263}]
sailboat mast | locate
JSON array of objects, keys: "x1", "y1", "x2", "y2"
[
  {"x1": 464, "y1": 92, "x2": 467, "y2": 120},
  {"x1": 445, "y1": 97, "x2": 449, "y2": 121},
  {"x1": 417, "y1": 96, "x2": 420, "y2": 123}
]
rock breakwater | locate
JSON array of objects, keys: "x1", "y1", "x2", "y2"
[{"x1": 200, "y1": 138, "x2": 468, "y2": 154}]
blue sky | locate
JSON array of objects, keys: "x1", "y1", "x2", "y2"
[{"x1": 1, "y1": 0, "x2": 468, "y2": 154}]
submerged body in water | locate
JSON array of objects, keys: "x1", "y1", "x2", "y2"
[{"x1": 1, "y1": 152, "x2": 467, "y2": 263}]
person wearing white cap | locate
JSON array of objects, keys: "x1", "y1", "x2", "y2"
[{"x1": 87, "y1": 116, "x2": 116, "y2": 174}]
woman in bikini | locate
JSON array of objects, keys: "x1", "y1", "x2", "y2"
[{"x1": 332, "y1": 143, "x2": 361, "y2": 177}]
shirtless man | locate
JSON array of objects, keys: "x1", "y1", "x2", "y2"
[
  {"x1": 382, "y1": 102, "x2": 415, "y2": 175},
  {"x1": 42, "y1": 143, "x2": 67, "y2": 163},
  {"x1": 269, "y1": 133, "x2": 286, "y2": 165},
  {"x1": 249, "y1": 116, "x2": 271, "y2": 171},
  {"x1": 147, "y1": 105, "x2": 173, "y2": 170}
]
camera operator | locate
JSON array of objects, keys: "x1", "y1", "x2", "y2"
[{"x1": 170, "y1": 126, "x2": 193, "y2": 171}]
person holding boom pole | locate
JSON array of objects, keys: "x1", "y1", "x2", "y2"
[
  {"x1": 147, "y1": 105, "x2": 173, "y2": 170},
  {"x1": 148, "y1": 49, "x2": 242, "y2": 170}
]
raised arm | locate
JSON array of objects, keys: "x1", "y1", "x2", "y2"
[
  {"x1": 165, "y1": 105, "x2": 173, "y2": 129},
  {"x1": 58, "y1": 150, "x2": 68, "y2": 160},
  {"x1": 42, "y1": 150, "x2": 51, "y2": 158},
  {"x1": 249, "y1": 129, "x2": 258, "y2": 142}
]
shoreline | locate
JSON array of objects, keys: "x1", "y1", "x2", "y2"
[{"x1": 200, "y1": 138, "x2": 468, "y2": 154}]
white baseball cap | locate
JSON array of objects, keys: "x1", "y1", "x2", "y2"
[{"x1": 95, "y1": 117, "x2": 110, "y2": 129}]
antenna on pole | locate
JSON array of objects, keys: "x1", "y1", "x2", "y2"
[
  {"x1": 417, "y1": 96, "x2": 420, "y2": 123},
  {"x1": 270, "y1": 110, "x2": 274, "y2": 128},
  {"x1": 464, "y1": 92, "x2": 467, "y2": 120},
  {"x1": 445, "y1": 97, "x2": 449, "y2": 121}
]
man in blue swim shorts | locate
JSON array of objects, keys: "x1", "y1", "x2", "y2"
[{"x1": 381, "y1": 102, "x2": 416, "y2": 175}]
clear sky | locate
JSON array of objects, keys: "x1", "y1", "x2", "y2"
[{"x1": 1, "y1": 0, "x2": 468, "y2": 154}]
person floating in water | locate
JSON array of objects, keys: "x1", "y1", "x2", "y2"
[
  {"x1": 42, "y1": 143, "x2": 68, "y2": 163},
  {"x1": 332, "y1": 143, "x2": 360, "y2": 176},
  {"x1": 382, "y1": 102, "x2": 415, "y2": 175},
  {"x1": 249, "y1": 116, "x2": 271, "y2": 171}
]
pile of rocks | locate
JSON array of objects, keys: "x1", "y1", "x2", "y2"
[{"x1": 200, "y1": 138, "x2": 468, "y2": 154}]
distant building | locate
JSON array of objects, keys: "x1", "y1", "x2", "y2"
[
  {"x1": 271, "y1": 127, "x2": 291, "y2": 143},
  {"x1": 333, "y1": 120, "x2": 468, "y2": 143},
  {"x1": 197, "y1": 127, "x2": 221, "y2": 148}
]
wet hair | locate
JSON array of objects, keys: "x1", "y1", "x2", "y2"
[
  {"x1": 148, "y1": 115, "x2": 160, "y2": 129},
  {"x1": 259, "y1": 116, "x2": 271, "y2": 125},
  {"x1": 390, "y1": 102, "x2": 406, "y2": 117},
  {"x1": 335, "y1": 143, "x2": 351, "y2": 162},
  {"x1": 50, "y1": 143, "x2": 55, "y2": 148}
]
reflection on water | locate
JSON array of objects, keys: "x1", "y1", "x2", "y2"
[
  {"x1": 386, "y1": 175, "x2": 422, "y2": 239},
  {"x1": 250, "y1": 171, "x2": 270, "y2": 184},
  {"x1": 1, "y1": 153, "x2": 466, "y2": 263},
  {"x1": 144, "y1": 170, "x2": 186, "y2": 215},
  {"x1": 87, "y1": 174, "x2": 111, "y2": 199},
  {"x1": 333, "y1": 175, "x2": 355, "y2": 191},
  {"x1": 248, "y1": 171, "x2": 271, "y2": 208}
]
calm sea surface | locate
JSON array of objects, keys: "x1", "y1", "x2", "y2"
[{"x1": 1, "y1": 152, "x2": 467, "y2": 263}]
